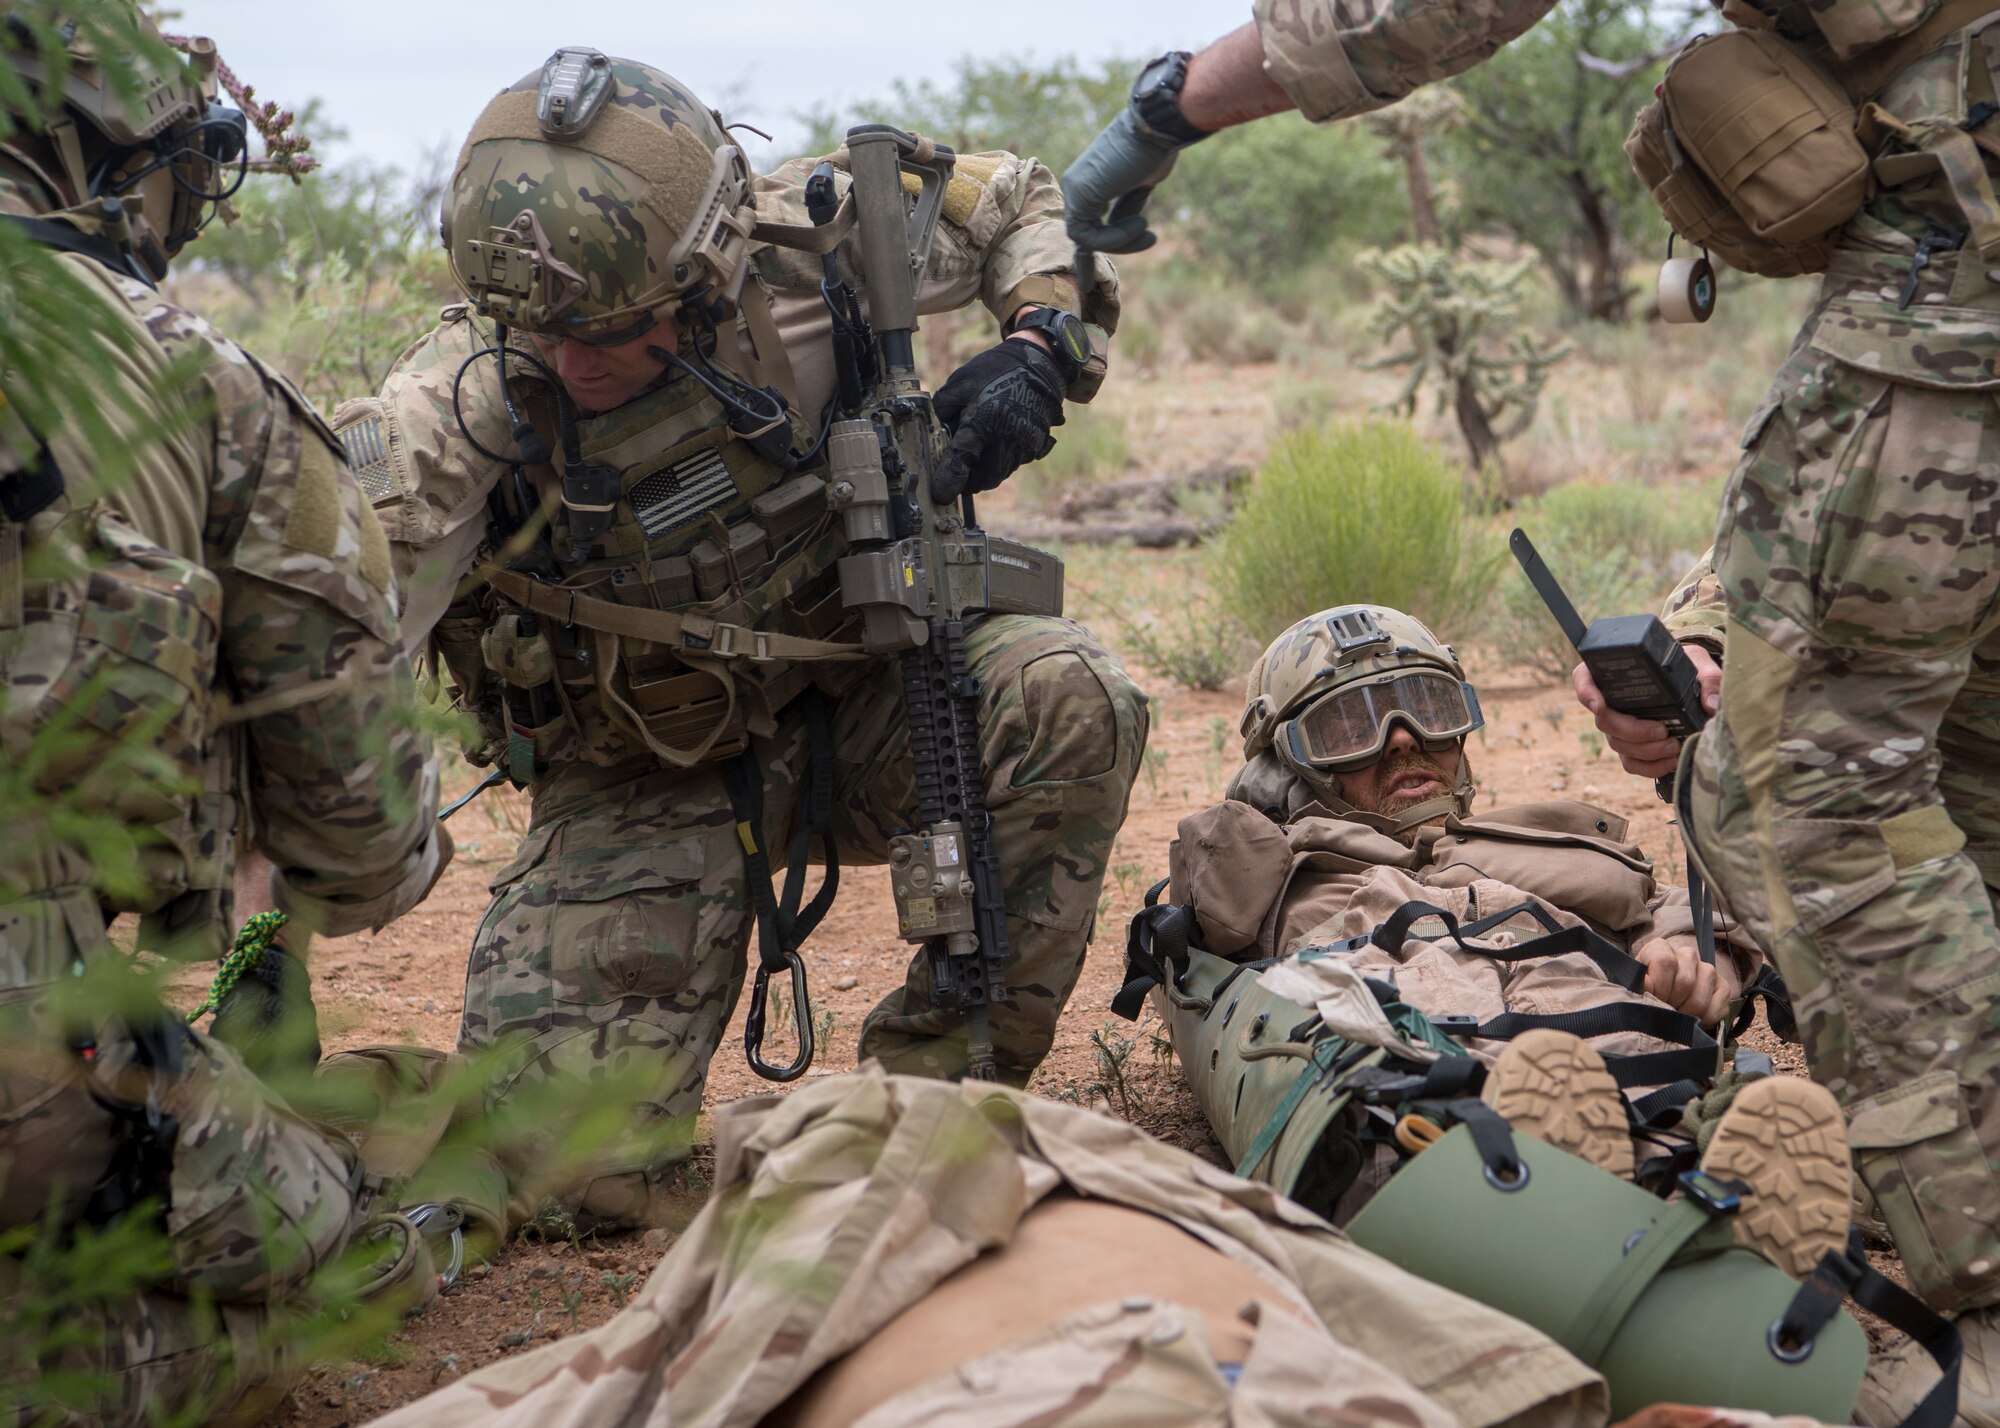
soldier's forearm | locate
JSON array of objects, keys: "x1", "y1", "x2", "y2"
[{"x1": 1182, "y1": 22, "x2": 1297, "y2": 132}]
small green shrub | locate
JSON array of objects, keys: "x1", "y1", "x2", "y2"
[
  {"x1": 1487, "y1": 479, "x2": 1719, "y2": 679},
  {"x1": 1178, "y1": 291, "x2": 1241, "y2": 362},
  {"x1": 1212, "y1": 420, "x2": 1501, "y2": 643},
  {"x1": 1017, "y1": 405, "x2": 1132, "y2": 508},
  {"x1": 1117, "y1": 318, "x2": 1165, "y2": 371},
  {"x1": 1114, "y1": 589, "x2": 1251, "y2": 692},
  {"x1": 1268, "y1": 381, "x2": 1343, "y2": 436},
  {"x1": 1233, "y1": 310, "x2": 1289, "y2": 364}
]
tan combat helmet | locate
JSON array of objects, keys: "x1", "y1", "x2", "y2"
[
  {"x1": 1240, "y1": 605, "x2": 1482, "y2": 829},
  {"x1": 443, "y1": 49, "x2": 758, "y2": 344},
  {"x1": 2, "y1": 8, "x2": 246, "y2": 276}
]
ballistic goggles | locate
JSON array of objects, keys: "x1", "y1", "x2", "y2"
[{"x1": 1279, "y1": 670, "x2": 1484, "y2": 771}]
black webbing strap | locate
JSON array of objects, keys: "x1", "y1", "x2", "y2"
[
  {"x1": 1630, "y1": 1078, "x2": 1704, "y2": 1125},
  {"x1": 1346, "y1": 1053, "x2": 1484, "y2": 1108},
  {"x1": 0, "y1": 212, "x2": 154, "y2": 286},
  {"x1": 1112, "y1": 878, "x2": 1191, "y2": 1020},
  {"x1": 1776, "y1": 1232, "x2": 1962, "y2": 1428},
  {"x1": 1428, "y1": 1097, "x2": 1526, "y2": 1182},
  {"x1": 724, "y1": 692, "x2": 840, "y2": 974},
  {"x1": 1687, "y1": 854, "x2": 1719, "y2": 967},
  {"x1": 1363, "y1": 899, "x2": 1649, "y2": 994},
  {"x1": 1731, "y1": 963, "x2": 1801, "y2": 1044},
  {"x1": 728, "y1": 692, "x2": 839, "y2": 1082},
  {"x1": 1474, "y1": 1003, "x2": 1720, "y2": 1090}
]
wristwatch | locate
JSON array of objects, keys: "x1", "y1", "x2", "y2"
[
  {"x1": 1005, "y1": 307, "x2": 1094, "y2": 384},
  {"x1": 1130, "y1": 50, "x2": 1212, "y2": 146}
]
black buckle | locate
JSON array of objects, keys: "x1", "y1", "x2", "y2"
[{"x1": 1678, "y1": 1168, "x2": 1746, "y2": 1216}]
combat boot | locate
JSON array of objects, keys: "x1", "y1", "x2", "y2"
[
  {"x1": 1481, "y1": 1029, "x2": 1635, "y2": 1177},
  {"x1": 1698, "y1": 1074, "x2": 1850, "y2": 1280},
  {"x1": 1857, "y1": 1303, "x2": 2000, "y2": 1428}
]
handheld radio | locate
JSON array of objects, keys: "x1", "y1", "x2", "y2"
[{"x1": 1509, "y1": 528, "x2": 1707, "y2": 800}]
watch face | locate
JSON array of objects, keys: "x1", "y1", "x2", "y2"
[
  {"x1": 1133, "y1": 51, "x2": 1189, "y2": 102},
  {"x1": 1051, "y1": 312, "x2": 1092, "y2": 365}
]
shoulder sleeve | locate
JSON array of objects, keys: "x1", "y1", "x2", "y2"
[
  {"x1": 332, "y1": 313, "x2": 510, "y2": 653},
  {"x1": 204, "y1": 338, "x2": 449, "y2": 937},
  {"x1": 753, "y1": 149, "x2": 1119, "y2": 335},
  {"x1": 1660, "y1": 546, "x2": 1725, "y2": 655},
  {"x1": 1253, "y1": 0, "x2": 1562, "y2": 123}
]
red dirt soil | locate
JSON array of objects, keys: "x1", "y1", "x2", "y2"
[{"x1": 267, "y1": 561, "x2": 1823, "y2": 1425}]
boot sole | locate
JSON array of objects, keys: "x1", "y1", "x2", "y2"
[
  {"x1": 1700, "y1": 1075, "x2": 1851, "y2": 1280},
  {"x1": 1483, "y1": 1029, "x2": 1634, "y2": 1179}
]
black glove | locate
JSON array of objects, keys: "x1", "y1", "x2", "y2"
[
  {"x1": 210, "y1": 940, "x2": 322, "y2": 1081},
  {"x1": 930, "y1": 340, "x2": 1066, "y2": 503}
]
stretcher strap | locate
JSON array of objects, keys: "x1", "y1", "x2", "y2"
[
  {"x1": 1366, "y1": 899, "x2": 1649, "y2": 994},
  {"x1": 1779, "y1": 1231, "x2": 1962, "y2": 1428}
]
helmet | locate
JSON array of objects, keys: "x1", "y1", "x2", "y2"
[
  {"x1": 443, "y1": 49, "x2": 757, "y2": 343},
  {"x1": 3, "y1": 10, "x2": 248, "y2": 273},
  {"x1": 1240, "y1": 605, "x2": 1482, "y2": 826}
]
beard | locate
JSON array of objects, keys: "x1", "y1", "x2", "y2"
[{"x1": 1351, "y1": 748, "x2": 1474, "y2": 825}]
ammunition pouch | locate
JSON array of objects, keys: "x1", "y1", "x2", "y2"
[
  {"x1": 1627, "y1": 0, "x2": 2000, "y2": 276},
  {"x1": 480, "y1": 610, "x2": 555, "y2": 689},
  {"x1": 1346, "y1": 1119, "x2": 1875, "y2": 1422},
  {"x1": 1627, "y1": 30, "x2": 1869, "y2": 277},
  {"x1": 2, "y1": 501, "x2": 234, "y2": 958}
]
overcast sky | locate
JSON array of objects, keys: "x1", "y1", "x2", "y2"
[{"x1": 175, "y1": 1, "x2": 1244, "y2": 180}]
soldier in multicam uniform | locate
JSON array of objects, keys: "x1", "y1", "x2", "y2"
[
  {"x1": 362, "y1": 1065, "x2": 1616, "y2": 1428},
  {"x1": 1067, "y1": 4, "x2": 2000, "y2": 1420},
  {"x1": 0, "y1": 9, "x2": 447, "y2": 1421},
  {"x1": 334, "y1": 49, "x2": 1147, "y2": 1233}
]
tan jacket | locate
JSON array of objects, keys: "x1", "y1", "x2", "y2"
[
  {"x1": 1168, "y1": 797, "x2": 1760, "y2": 1065},
  {"x1": 367, "y1": 1067, "x2": 1606, "y2": 1428}
]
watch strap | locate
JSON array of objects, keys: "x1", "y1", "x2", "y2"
[
  {"x1": 1004, "y1": 307, "x2": 1090, "y2": 383},
  {"x1": 1131, "y1": 50, "x2": 1211, "y2": 146}
]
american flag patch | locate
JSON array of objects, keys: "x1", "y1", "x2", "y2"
[
  {"x1": 338, "y1": 415, "x2": 396, "y2": 504},
  {"x1": 628, "y1": 447, "x2": 737, "y2": 539}
]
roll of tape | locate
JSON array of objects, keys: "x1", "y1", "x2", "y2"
[{"x1": 1658, "y1": 256, "x2": 1717, "y2": 324}]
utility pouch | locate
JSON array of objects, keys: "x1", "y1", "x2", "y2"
[
  {"x1": 2, "y1": 504, "x2": 222, "y2": 835},
  {"x1": 1347, "y1": 1124, "x2": 1870, "y2": 1422},
  {"x1": 480, "y1": 610, "x2": 556, "y2": 689},
  {"x1": 1627, "y1": 29, "x2": 1872, "y2": 275},
  {"x1": 624, "y1": 653, "x2": 750, "y2": 763}
]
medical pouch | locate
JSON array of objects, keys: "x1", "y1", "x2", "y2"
[{"x1": 1627, "y1": 29, "x2": 1872, "y2": 276}]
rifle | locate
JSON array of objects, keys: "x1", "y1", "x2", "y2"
[{"x1": 804, "y1": 126, "x2": 1064, "y2": 1081}]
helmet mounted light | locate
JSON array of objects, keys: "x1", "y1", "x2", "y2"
[{"x1": 536, "y1": 46, "x2": 613, "y2": 139}]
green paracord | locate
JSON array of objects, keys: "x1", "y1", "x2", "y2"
[{"x1": 187, "y1": 910, "x2": 288, "y2": 1023}]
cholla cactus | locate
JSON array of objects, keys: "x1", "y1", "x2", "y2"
[
  {"x1": 1360, "y1": 91, "x2": 1461, "y2": 246},
  {"x1": 1359, "y1": 244, "x2": 1570, "y2": 475}
]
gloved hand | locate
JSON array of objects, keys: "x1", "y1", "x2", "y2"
[
  {"x1": 1063, "y1": 106, "x2": 1188, "y2": 256},
  {"x1": 211, "y1": 939, "x2": 323, "y2": 1082},
  {"x1": 930, "y1": 339, "x2": 1066, "y2": 502}
]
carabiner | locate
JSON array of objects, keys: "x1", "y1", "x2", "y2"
[{"x1": 744, "y1": 946, "x2": 815, "y2": 1082}]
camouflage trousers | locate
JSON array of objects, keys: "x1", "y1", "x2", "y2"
[
  {"x1": 0, "y1": 892, "x2": 368, "y2": 1425},
  {"x1": 1688, "y1": 253, "x2": 2000, "y2": 1314},
  {"x1": 457, "y1": 614, "x2": 1148, "y2": 1227}
]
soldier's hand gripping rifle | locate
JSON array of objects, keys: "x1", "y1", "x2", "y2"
[{"x1": 811, "y1": 127, "x2": 1064, "y2": 1082}]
